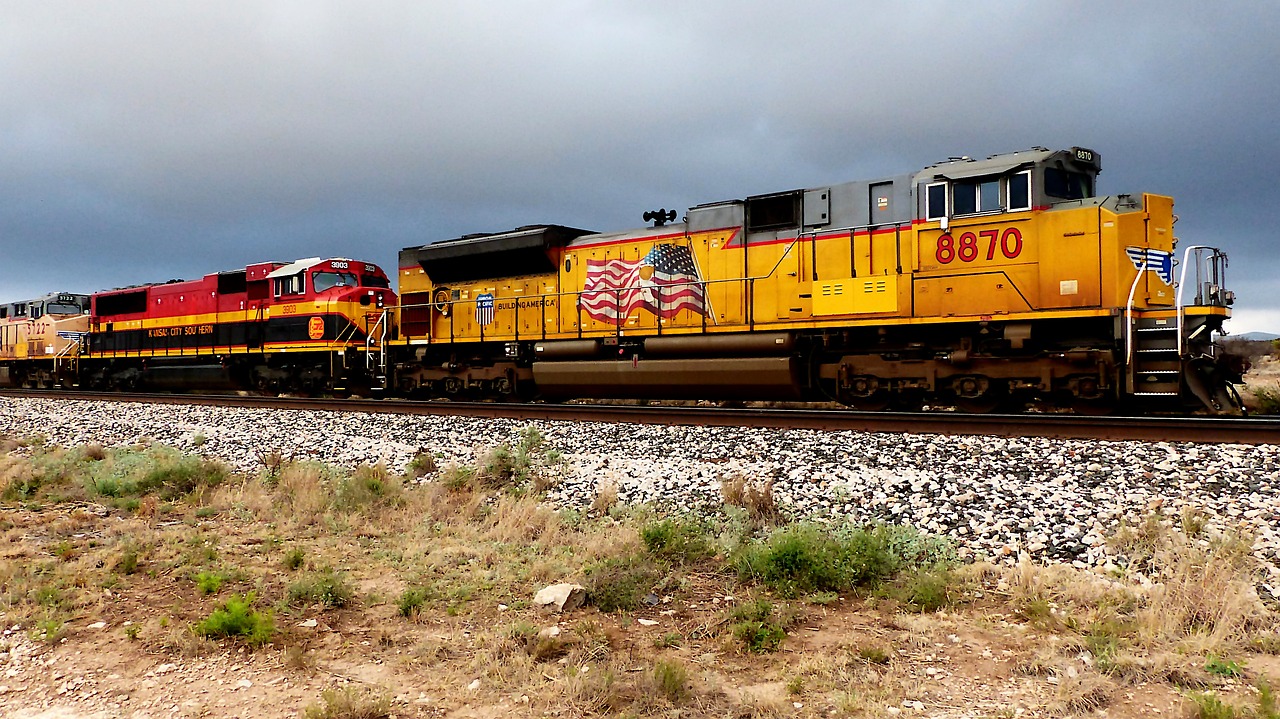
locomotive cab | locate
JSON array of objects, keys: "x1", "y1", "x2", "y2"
[{"x1": 918, "y1": 147, "x2": 1101, "y2": 226}]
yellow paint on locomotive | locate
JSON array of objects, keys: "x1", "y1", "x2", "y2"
[{"x1": 397, "y1": 183, "x2": 1225, "y2": 347}]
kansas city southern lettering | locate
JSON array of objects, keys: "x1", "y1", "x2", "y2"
[{"x1": 147, "y1": 324, "x2": 215, "y2": 338}]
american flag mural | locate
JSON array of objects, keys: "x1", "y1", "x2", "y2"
[{"x1": 580, "y1": 244, "x2": 706, "y2": 322}]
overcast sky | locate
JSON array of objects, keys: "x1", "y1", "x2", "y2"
[{"x1": 2, "y1": 1, "x2": 1278, "y2": 331}]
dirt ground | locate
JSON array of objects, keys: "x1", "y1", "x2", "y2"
[{"x1": 1, "y1": 500, "x2": 1277, "y2": 719}]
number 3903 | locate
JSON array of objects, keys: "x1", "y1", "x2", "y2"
[{"x1": 936, "y1": 228, "x2": 1023, "y2": 264}]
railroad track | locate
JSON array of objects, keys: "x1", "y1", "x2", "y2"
[{"x1": 3, "y1": 389, "x2": 1278, "y2": 445}]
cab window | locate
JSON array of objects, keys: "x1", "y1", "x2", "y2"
[
  {"x1": 46, "y1": 303, "x2": 82, "y2": 315},
  {"x1": 273, "y1": 273, "x2": 305, "y2": 297},
  {"x1": 1008, "y1": 171, "x2": 1031, "y2": 211},
  {"x1": 312, "y1": 271, "x2": 358, "y2": 293},
  {"x1": 925, "y1": 182, "x2": 947, "y2": 220},
  {"x1": 361, "y1": 274, "x2": 390, "y2": 289},
  {"x1": 1044, "y1": 168, "x2": 1093, "y2": 200},
  {"x1": 954, "y1": 178, "x2": 1001, "y2": 215}
]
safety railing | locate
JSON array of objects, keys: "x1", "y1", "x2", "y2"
[
  {"x1": 1175, "y1": 246, "x2": 1230, "y2": 356},
  {"x1": 364, "y1": 309, "x2": 389, "y2": 381}
]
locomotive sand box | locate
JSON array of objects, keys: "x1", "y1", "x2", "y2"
[{"x1": 0, "y1": 147, "x2": 1247, "y2": 414}]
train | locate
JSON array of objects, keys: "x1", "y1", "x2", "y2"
[{"x1": 0, "y1": 146, "x2": 1248, "y2": 414}]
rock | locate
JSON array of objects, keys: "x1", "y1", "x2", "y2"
[
  {"x1": 537, "y1": 626, "x2": 561, "y2": 639},
  {"x1": 87, "y1": 621, "x2": 107, "y2": 630},
  {"x1": 467, "y1": 679, "x2": 481, "y2": 691},
  {"x1": 533, "y1": 583, "x2": 586, "y2": 613},
  {"x1": 637, "y1": 618, "x2": 658, "y2": 626},
  {"x1": 298, "y1": 619, "x2": 318, "y2": 628}
]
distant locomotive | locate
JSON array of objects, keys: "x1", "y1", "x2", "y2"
[
  {"x1": 2, "y1": 258, "x2": 395, "y2": 395},
  {"x1": 0, "y1": 147, "x2": 1247, "y2": 413}
]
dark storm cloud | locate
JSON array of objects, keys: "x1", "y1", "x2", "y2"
[{"x1": 1, "y1": 1, "x2": 1277, "y2": 328}]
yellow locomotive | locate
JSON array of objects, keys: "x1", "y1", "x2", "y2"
[
  {"x1": 0, "y1": 293, "x2": 91, "y2": 388},
  {"x1": 390, "y1": 147, "x2": 1242, "y2": 413}
]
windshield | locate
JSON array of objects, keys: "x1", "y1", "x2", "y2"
[
  {"x1": 361, "y1": 274, "x2": 390, "y2": 288},
  {"x1": 45, "y1": 303, "x2": 82, "y2": 315},
  {"x1": 312, "y1": 271, "x2": 358, "y2": 293},
  {"x1": 1044, "y1": 168, "x2": 1093, "y2": 200}
]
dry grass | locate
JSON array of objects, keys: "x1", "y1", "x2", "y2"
[
  {"x1": 589, "y1": 479, "x2": 618, "y2": 517},
  {"x1": 720, "y1": 473, "x2": 780, "y2": 525},
  {"x1": 1052, "y1": 669, "x2": 1115, "y2": 715},
  {"x1": 1, "y1": 438, "x2": 1276, "y2": 717}
]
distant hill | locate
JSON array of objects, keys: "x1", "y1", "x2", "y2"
[{"x1": 1235, "y1": 332, "x2": 1279, "y2": 342}]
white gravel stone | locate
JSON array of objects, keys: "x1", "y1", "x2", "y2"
[{"x1": 3, "y1": 396, "x2": 1278, "y2": 596}]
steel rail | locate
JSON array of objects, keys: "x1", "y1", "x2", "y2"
[{"x1": 2, "y1": 389, "x2": 1278, "y2": 445}]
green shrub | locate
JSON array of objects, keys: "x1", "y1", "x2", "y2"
[
  {"x1": 652, "y1": 658, "x2": 690, "y2": 703},
  {"x1": 287, "y1": 570, "x2": 355, "y2": 609},
  {"x1": 1204, "y1": 655, "x2": 1244, "y2": 678},
  {"x1": 728, "y1": 599, "x2": 787, "y2": 653},
  {"x1": 31, "y1": 618, "x2": 66, "y2": 644},
  {"x1": 1253, "y1": 386, "x2": 1280, "y2": 415},
  {"x1": 1186, "y1": 691, "x2": 1237, "y2": 719},
  {"x1": 116, "y1": 544, "x2": 140, "y2": 575},
  {"x1": 397, "y1": 586, "x2": 432, "y2": 618},
  {"x1": 406, "y1": 451, "x2": 437, "y2": 478},
  {"x1": 895, "y1": 566, "x2": 959, "y2": 612},
  {"x1": 195, "y1": 570, "x2": 227, "y2": 595},
  {"x1": 282, "y1": 547, "x2": 306, "y2": 571},
  {"x1": 335, "y1": 464, "x2": 402, "y2": 512},
  {"x1": 856, "y1": 644, "x2": 892, "y2": 665},
  {"x1": 138, "y1": 454, "x2": 227, "y2": 498},
  {"x1": 195, "y1": 594, "x2": 275, "y2": 646},
  {"x1": 583, "y1": 555, "x2": 660, "y2": 613},
  {"x1": 641, "y1": 517, "x2": 715, "y2": 564},
  {"x1": 735, "y1": 522, "x2": 953, "y2": 598}
]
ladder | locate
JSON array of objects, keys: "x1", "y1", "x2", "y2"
[
  {"x1": 364, "y1": 309, "x2": 389, "y2": 390},
  {"x1": 1127, "y1": 319, "x2": 1181, "y2": 398}
]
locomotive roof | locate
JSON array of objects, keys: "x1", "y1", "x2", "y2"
[
  {"x1": 266, "y1": 257, "x2": 324, "y2": 278},
  {"x1": 917, "y1": 147, "x2": 1100, "y2": 181}
]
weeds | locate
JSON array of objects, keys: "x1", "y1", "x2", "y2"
[
  {"x1": 641, "y1": 516, "x2": 716, "y2": 564},
  {"x1": 583, "y1": 555, "x2": 660, "y2": 612},
  {"x1": 282, "y1": 547, "x2": 306, "y2": 571},
  {"x1": 651, "y1": 658, "x2": 690, "y2": 703},
  {"x1": 194, "y1": 594, "x2": 275, "y2": 647},
  {"x1": 728, "y1": 599, "x2": 789, "y2": 653},
  {"x1": 195, "y1": 570, "x2": 228, "y2": 595},
  {"x1": 720, "y1": 473, "x2": 780, "y2": 525},
  {"x1": 302, "y1": 686, "x2": 392, "y2": 719},
  {"x1": 734, "y1": 522, "x2": 944, "y2": 597},
  {"x1": 397, "y1": 586, "x2": 432, "y2": 618},
  {"x1": 1185, "y1": 691, "x2": 1237, "y2": 719},
  {"x1": 287, "y1": 570, "x2": 355, "y2": 609},
  {"x1": 1251, "y1": 386, "x2": 1280, "y2": 415}
]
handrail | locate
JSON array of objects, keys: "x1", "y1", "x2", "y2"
[
  {"x1": 1175, "y1": 245, "x2": 1214, "y2": 357},
  {"x1": 364, "y1": 309, "x2": 389, "y2": 382},
  {"x1": 1124, "y1": 260, "x2": 1148, "y2": 369}
]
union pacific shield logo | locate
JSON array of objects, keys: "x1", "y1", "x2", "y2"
[
  {"x1": 475, "y1": 293, "x2": 495, "y2": 326},
  {"x1": 1125, "y1": 246, "x2": 1174, "y2": 285}
]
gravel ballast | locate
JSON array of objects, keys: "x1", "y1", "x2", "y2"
[{"x1": 2, "y1": 396, "x2": 1277, "y2": 594}]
